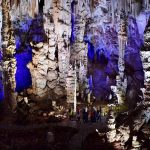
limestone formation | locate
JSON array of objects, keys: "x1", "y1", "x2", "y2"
[
  {"x1": 0, "y1": 0, "x2": 149, "y2": 105},
  {"x1": 66, "y1": 64, "x2": 76, "y2": 103},
  {"x1": 112, "y1": 102, "x2": 150, "y2": 149},
  {"x1": 1, "y1": 0, "x2": 17, "y2": 109},
  {"x1": 116, "y1": 9, "x2": 128, "y2": 104}
]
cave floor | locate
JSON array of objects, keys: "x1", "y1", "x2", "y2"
[
  {"x1": 0, "y1": 110, "x2": 108, "y2": 150},
  {"x1": 0, "y1": 100, "x2": 129, "y2": 150}
]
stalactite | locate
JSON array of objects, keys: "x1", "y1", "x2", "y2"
[
  {"x1": 28, "y1": 0, "x2": 39, "y2": 18},
  {"x1": 111, "y1": 0, "x2": 115, "y2": 25},
  {"x1": 143, "y1": 0, "x2": 150, "y2": 10},
  {"x1": 66, "y1": 64, "x2": 76, "y2": 103},
  {"x1": 116, "y1": 10, "x2": 128, "y2": 103},
  {"x1": 73, "y1": 60, "x2": 77, "y2": 113}
]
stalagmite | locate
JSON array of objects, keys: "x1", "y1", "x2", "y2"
[{"x1": 66, "y1": 64, "x2": 76, "y2": 104}]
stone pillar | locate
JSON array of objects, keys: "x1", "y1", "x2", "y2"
[
  {"x1": 71, "y1": 0, "x2": 88, "y2": 96},
  {"x1": 2, "y1": 0, "x2": 17, "y2": 110},
  {"x1": 66, "y1": 65, "x2": 76, "y2": 104},
  {"x1": 116, "y1": 10, "x2": 127, "y2": 104},
  {"x1": 66, "y1": 62, "x2": 77, "y2": 112},
  {"x1": 74, "y1": 61, "x2": 77, "y2": 113},
  {"x1": 52, "y1": 0, "x2": 71, "y2": 94},
  {"x1": 27, "y1": 0, "x2": 72, "y2": 101},
  {"x1": 58, "y1": 37, "x2": 70, "y2": 87},
  {"x1": 28, "y1": 42, "x2": 48, "y2": 101},
  {"x1": 44, "y1": 11, "x2": 59, "y2": 97}
]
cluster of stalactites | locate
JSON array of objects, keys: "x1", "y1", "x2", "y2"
[
  {"x1": 10, "y1": 0, "x2": 41, "y2": 18},
  {"x1": 108, "y1": 0, "x2": 148, "y2": 19},
  {"x1": 10, "y1": 0, "x2": 20, "y2": 7},
  {"x1": 143, "y1": 0, "x2": 150, "y2": 11}
]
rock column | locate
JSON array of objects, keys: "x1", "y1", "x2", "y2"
[
  {"x1": 66, "y1": 65, "x2": 76, "y2": 104},
  {"x1": 71, "y1": 0, "x2": 88, "y2": 96},
  {"x1": 2, "y1": 0, "x2": 17, "y2": 109},
  {"x1": 28, "y1": 42, "x2": 49, "y2": 101},
  {"x1": 116, "y1": 10, "x2": 127, "y2": 104}
]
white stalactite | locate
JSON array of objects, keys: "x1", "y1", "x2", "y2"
[
  {"x1": 111, "y1": 0, "x2": 115, "y2": 25},
  {"x1": 74, "y1": 61, "x2": 77, "y2": 113}
]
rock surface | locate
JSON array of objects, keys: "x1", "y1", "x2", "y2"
[
  {"x1": 0, "y1": 0, "x2": 150, "y2": 104},
  {"x1": 112, "y1": 102, "x2": 150, "y2": 149}
]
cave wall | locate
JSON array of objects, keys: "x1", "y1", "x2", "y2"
[{"x1": 0, "y1": 0, "x2": 150, "y2": 104}]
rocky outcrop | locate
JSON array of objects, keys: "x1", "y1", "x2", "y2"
[
  {"x1": 9, "y1": 0, "x2": 73, "y2": 101},
  {"x1": 111, "y1": 102, "x2": 150, "y2": 149}
]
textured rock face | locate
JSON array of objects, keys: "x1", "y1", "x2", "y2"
[
  {"x1": 0, "y1": 0, "x2": 150, "y2": 103},
  {"x1": 10, "y1": 0, "x2": 72, "y2": 101},
  {"x1": 111, "y1": 102, "x2": 150, "y2": 149},
  {"x1": 84, "y1": 0, "x2": 149, "y2": 102},
  {"x1": 142, "y1": 19, "x2": 150, "y2": 101},
  {"x1": 1, "y1": 0, "x2": 17, "y2": 109}
]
